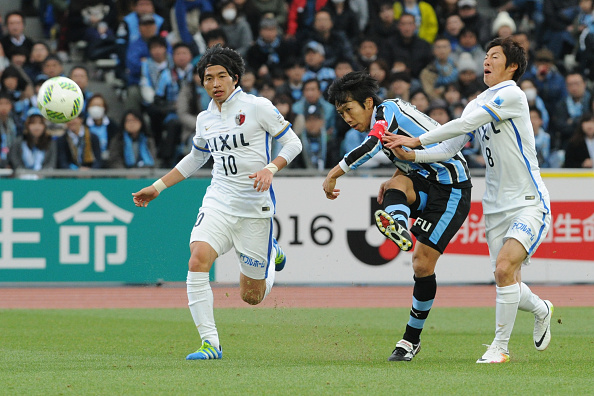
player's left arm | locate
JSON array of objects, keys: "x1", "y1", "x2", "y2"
[{"x1": 249, "y1": 98, "x2": 303, "y2": 192}]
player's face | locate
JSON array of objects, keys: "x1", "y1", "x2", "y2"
[
  {"x1": 203, "y1": 65, "x2": 237, "y2": 108},
  {"x1": 335, "y1": 97, "x2": 374, "y2": 132},
  {"x1": 483, "y1": 45, "x2": 517, "y2": 87}
]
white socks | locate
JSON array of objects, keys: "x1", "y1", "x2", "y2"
[
  {"x1": 187, "y1": 271, "x2": 219, "y2": 349},
  {"x1": 264, "y1": 260, "x2": 276, "y2": 300},
  {"x1": 493, "y1": 283, "x2": 520, "y2": 350},
  {"x1": 518, "y1": 282, "x2": 548, "y2": 319}
]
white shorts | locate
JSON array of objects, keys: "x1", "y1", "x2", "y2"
[
  {"x1": 189, "y1": 207, "x2": 274, "y2": 280},
  {"x1": 485, "y1": 206, "x2": 551, "y2": 270}
]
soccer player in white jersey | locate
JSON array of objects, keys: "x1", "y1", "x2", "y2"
[
  {"x1": 384, "y1": 37, "x2": 553, "y2": 364},
  {"x1": 132, "y1": 45, "x2": 302, "y2": 360}
]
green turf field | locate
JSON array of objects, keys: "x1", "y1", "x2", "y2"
[{"x1": 1, "y1": 307, "x2": 592, "y2": 395}]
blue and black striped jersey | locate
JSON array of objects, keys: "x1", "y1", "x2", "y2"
[{"x1": 343, "y1": 98, "x2": 472, "y2": 188}]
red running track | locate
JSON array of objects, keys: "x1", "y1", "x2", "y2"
[{"x1": 0, "y1": 284, "x2": 592, "y2": 309}]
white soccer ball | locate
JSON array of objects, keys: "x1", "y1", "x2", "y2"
[{"x1": 37, "y1": 76, "x2": 84, "y2": 123}]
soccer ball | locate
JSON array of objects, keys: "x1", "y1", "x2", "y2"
[{"x1": 37, "y1": 77, "x2": 84, "y2": 123}]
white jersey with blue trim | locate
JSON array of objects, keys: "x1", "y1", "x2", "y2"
[
  {"x1": 465, "y1": 80, "x2": 550, "y2": 214},
  {"x1": 192, "y1": 87, "x2": 291, "y2": 218},
  {"x1": 374, "y1": 99, "x2": 471, "y2": 187}
]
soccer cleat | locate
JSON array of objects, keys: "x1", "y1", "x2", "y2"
[
  {"x1": 388, "y1": 339, "x2": 421, "y2": 361},
  {"x1": 273, "y1": 238, "x2": 286, "y2": 271},
  {"x1": 186, "y1": 340, "x2": 222, "y2": 360},
  {"x1": 534, "y1": 300, "x2": 554, "y2": 351},
  {"x1": 476, "y1": 344, "x2": 509, "y2": 364},
  {"x1": 374, "y1": 209, "x2": 413, "y2": 251}
]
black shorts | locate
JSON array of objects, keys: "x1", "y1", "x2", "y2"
[{"x1": 406, "y1": 172, "x2": 471, "y2": 254}]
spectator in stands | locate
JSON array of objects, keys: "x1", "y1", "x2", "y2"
[
  {"x1": 246, "y1": 17, "x2": 298, "y2": 78},
  {"x1": 334, "y1": 58, "x2": 355, "y2": 79},
  {"x1": 541, "y1": 0, "x2": 580, "y2": 59},
  {"x1": 65, "y1": 0, "x2": 118, "y2": 58},
  {"x1": 241, "y1": 68, "x2": 258, "y2": 96},
  {"x1": 219, "y1": 0, "x2": 254, "y2": 57},
  {"x1": 0, "y1": 65, "x2": 33, "y2": 121},
  {"x1": 270, "y1": 93, "x2": 305, "y2": 157},
  {"x1": 182, "y1": 12, "x2": 220, "y2": 58},
  {"x1": 107, "y1": 109, "x2": 157, "y2": 168},
  {"x1": 8, "y1": 112, "x2": 57, "y2": 170},
  {"x1": 455, "y1": 52, "x2": 486, "y2": 102},
  {"x1": 56, "y1": 115, "x2": 103, "y2": 169},
  {"x1": 443, "y1": 82, "x2": 462, "y2": 111},
  {"x1": 0, "y1": 11, "x2": 34, "y2": 59},
  {"x1": 519, "y1": 78, "x2": 550, "y2": 131},
  {"x1": 435, "y1": 0, "x2": 459, "y2": 34},
  {"x1": 0, "y1": 92, "x2": 21, "y2": 168},
  {"x1": 369, "y1": 59, "x2": 390, "y2": 100},
  {"x1": 420, "y1": 36, "x2": 459, "y2": 101},
  {"x1": 286, "y1": 0, "x2": 329, "y2": 41},
  {"x1": 354, "y1": 38, "x2": 380, "y2": 71},
  {"x1": 393, "y1": 0, "x2": 439, "y2": 44},
  {"x1": 491, "y1": 11, "x2": 516, "y2": 40},
  {"x1": 452, "y1": 27, "x2": 486, "y2": 75},
  {"x1": 203, "y1": 28, "x2": 229, "y2": 48},
  {"x1": 302, "y1": 41, "x2": 336, "y2": 93},
  {"x1": 0, "y1": 42, "x2": 9, "y2": 74},
  {"x1": 85, "y1": 20, "x2": 118, "y2": 62},
  {"x1": 512, "y1": 32, "x2": 535, "y2": 69},
  {"x1": 387, "y1": 71, "x2": 412, "y2": 101},
  {"x1": 367, "y1": 0, "x2": 399, "y2": 47},
  {"x1": 457, "y1": 0, "x2": 492, "y2": 46},
  {"x1": 126, "y1": 14, "x2": 165, "y2": 112},
  {"x1": 85, "y1": 94, "x2": 118, "y2": 161},
  {"x1": 40, "y1": 55, "x2": 65, "y2": 80},
  {"x1": 116, "y1": 0, "x2": 165, "y2": 82},
  {"x1": 410, "y1": 89, "x2": 431, "y2": 114},
  {"x1": 324, "y1": 0, "x2": 360, "y2": 46},
  {"x1": 253, "y1": 0, "x2": 288, "y2": 29},
  {"x1": 233, "y1": 0, "x2": 262, "y2": 39},
  {"x1": 564, "y1": 113, "x2": 594, "y2": 168},
  {"x1": 168, "y1": 0, "x2": 214, "y2": 56},
  {"x1": 426, "y1": 98, "x2": 451, "y2": 125},
  {"x1": 552, "y1": 72, "x2": 592, "y2": 151},
  {"x1": 529, "y1": 106, "x2": 552, "y2": 168},
  {"x1": 388, "y1": 13, "x2": 433, "y2": 79},
  {"x1": 291, "y1": 106, "x2": 338, "y2": 169},
  {"x1": 175, "y1": 64, "x2": 207, "y2": 162},
  {"x1": 69, "y1": 66, "x2": 93, "y2": 117},
  {"x1": 523, "y1": 48, "x2": 567, "y2": 122},
  {"x1": 23, "y1": 42, "x2": 50, "y2": 83},
  {"x1": 256, "y1": 75, "x2": 277, "y2": 101},
  {"x1": 153, "y1": 42, "x2": 195, "y2": 163},
  {"x1": 276, "y1": 58, "x2": 306, "y2": 102},
  {"x1": 306, "y1": 9, "x2": 355, "y2": 67},
  {"x1": 442, "y1": 14, "x2": 463, "y2": 52},
  {"x1": 292, "y1": 78, "x2": 335, "y2": 135}
]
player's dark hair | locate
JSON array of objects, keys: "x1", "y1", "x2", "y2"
[
  {"x1": 327, "y1": 71, "x2": 382, "y2": 108},
  {"x1": 197, "y1": 44, "x2": 244, "y2": 87},
  {"x1": 486, "y1": 37, "x2": 527, "y2": 82}
]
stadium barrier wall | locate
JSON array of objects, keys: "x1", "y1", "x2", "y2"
[{"x1": 0, "y1": 173, "x2": 593, "y2": 284}]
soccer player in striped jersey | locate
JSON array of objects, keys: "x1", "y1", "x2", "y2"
[
  {"x1": 132, "y1": 45, "x2": 302, "y2": 360},
  {"x1": 322, "y1": 71, "x2": 472, "y2": 362},
  {"x1": 385, "y1": 37, "x2": 553, "y2": 364}
]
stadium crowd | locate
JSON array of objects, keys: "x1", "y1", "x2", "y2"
[{"x1": 0, "y1": 0, "x2": 593, "y2": 171}]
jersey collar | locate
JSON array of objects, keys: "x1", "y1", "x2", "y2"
[{"x1": 488, "y1": 80, "x2": 516, "y2": 91}]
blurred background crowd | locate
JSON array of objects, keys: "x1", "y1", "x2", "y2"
[{"x1": 0, "y1": 0, "x2": 593, "y2": 172}]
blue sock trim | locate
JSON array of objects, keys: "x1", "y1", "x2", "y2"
[
  {"x1": 412, "y1": 296, "x2": 434, "y2": 312},
  {"x1": 407, "y1": 317, "x2": 426, "y2": 329}
]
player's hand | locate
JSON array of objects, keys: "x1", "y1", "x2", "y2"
[
  {"x1": 377, "y1": 180, "x2": 390, "y2": 204},
  {"x1": 322, "y1": 177, "x2": 340, "y2": 200},
  {"x1": 382, "y1": 132, "x2": 421, "y2": 150},
  {"x1": 132, "y1": 186, "x2": 159, "y2": 207},
  {"x1": 249, "y1": 168, "x2": 274, "y2": 192}
]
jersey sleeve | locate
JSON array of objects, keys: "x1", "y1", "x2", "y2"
[
  {"x1": 481, "y1": 85, "x2": 525, "y2": 122},
  {"x1": 255, "y1": 97, "x2": 291, "y2": 139}
]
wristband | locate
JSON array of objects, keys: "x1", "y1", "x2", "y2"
[
  {"x1": 264, "y1": 163, "x2": 279, "y2": 174},
  {"x1": 152, "y1": 179, "x2": 167, "y2": 193}
]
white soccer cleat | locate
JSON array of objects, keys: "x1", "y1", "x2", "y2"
[
  {"x1": 534, "y1": 300, "x2": 554, "y2": 351},
  {"x1": 388, "y1": 339, "x2": 421, "y2": 361},
  {"x1": 476, "y1": 344, "x2": 510, "y2": 364}
]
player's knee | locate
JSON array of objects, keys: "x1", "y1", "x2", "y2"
[
  {"x1": 494, "y1": 261, "x2": 515, "y2": 285},
  {"x1": 188, "y1": 255, "x2": 210, "y2": 272}
]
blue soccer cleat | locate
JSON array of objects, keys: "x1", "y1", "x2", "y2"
[
  {"x1": 186, "y1": 340, "x2": 222, "y2": 360},
  {"x1": 273, "y1": 238, "x2": 286, "y2": 271}
]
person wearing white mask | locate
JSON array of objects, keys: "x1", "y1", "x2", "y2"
[
  {"x1": 519, "y1": 78, "x2": 549, "y2": 131},
  {"x1": 219, "y1": 0, "x2": 253, "y2": 57},
  {"x1": 85, "y1": 94, "x2": 119, "y2": 161}
]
